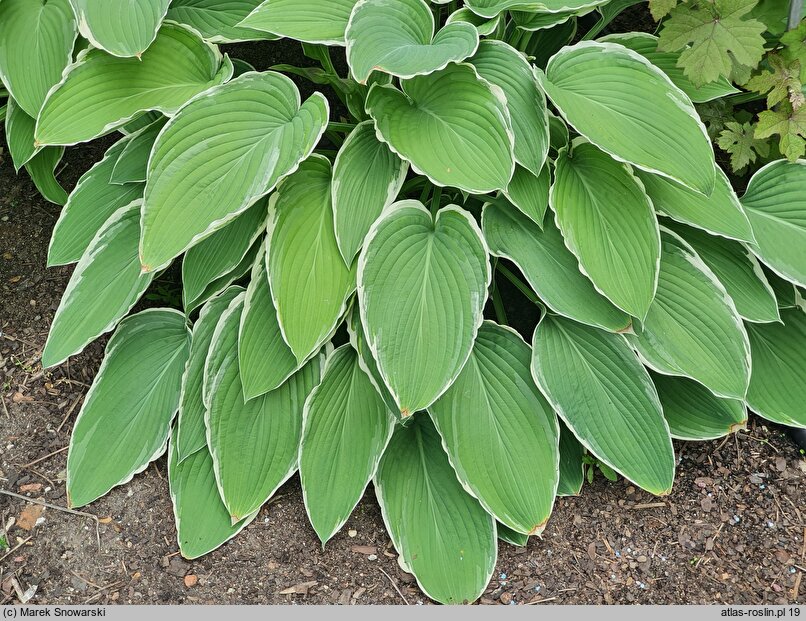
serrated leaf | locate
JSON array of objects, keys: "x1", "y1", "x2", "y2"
[
  {"x1": 429, "y1": 321, "x2": 559, "y2": 535},
  {"x1": 366, "y1": 63, "x2": 514, "y2": 194},
  {"x1": 746, "y1": 54, "x2": 803, "y2": 109},
  {"x1": 374, "y1": 413, "x2": 496, "y2": 605},
  {"x1": 629, "y1": 230, "x2": 751, "y2": 400},
  {"x1": 69, "y1": 0, "x2": 170, "y2": 57},
  {"x1": 167, "y1": 0, "x2": 275, "y2": 43},
  {"x1": 551, "y1": 142, "x2": 660, "y2": 319},
  {"x1": 537, "y1": 41, "x2": 716, "y2": 195},
  {"x1": 67, "y1": 309, "x2": 190, "y2": 507},
  {"x1": 110, "y1": 118, "x2": 166, "y2": 185},
  {"x1": 482, "y1": 201, "x2": 631, "y2": 332},
  {"x1": 36, "y1": 23, "x2": 231, "y2": 146},
  {"x1": 43, "y1": 202, "x2": 154, "y2": 368},
  {"x1": 557, "y1": 420, "x2": 585, "y2": 497},
  {"x1": 332, "y1": 121, "x2": 408, "y2": 264},
  {"x1": 717, "y1": 121, "x2": 771, "y2": 172},
  {"x1": 141, "y1": 72, "x2": 328, "y2": 272},
  {"x1": 358, "y1": 202, "x2": 490, "y2": 415},
  {"x1": 300, "y1": 345, "x2": 394, "y2": 544},
  {"x1": 531, "y1": 315, "x2": 675, "y2": 495},
  {"x1": 755, "y1": 103, "x2": 806, "y2": 161},
  {"x1": 239, "y1": 0, "x2": 357, "y2": 45},
  {"x1": 346, "y1": 0, "x2": 479, "y2": 84},
  {"x1": 503, "y1": 165, "x2": 550, "y2": 227}
]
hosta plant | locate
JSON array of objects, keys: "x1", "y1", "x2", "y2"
[{"x1": 2, "y1": 0, "x2": 806, "y2": 605}]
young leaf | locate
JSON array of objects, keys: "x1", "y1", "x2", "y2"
[
  {"x1": 299, "y1": 345, "x2": 394, "y2": 544},
  {"x1": 717, "y1": 121, "x2": 771, "y2": 172},
  {"x1": 551, "y1": 142, "x2": 660, "y2": 319},
  {"x1": 755, "y1": 102, "x2": 806, "y2": 161},
  {"x1": 239, "y1": 0, "x2": 358, "y2": 45},
  {"x1": 266, "y1": 156, "x2": 356, "y2": 364},
  {"x1": 141, "y1": 72, "x2": 328, "y2": 272},
  {"x1": 374, "y1": 414, "x2": 497, "y2": 605},
  {"x1": 429, "y1": 321, "x2": 559, "y2": 536},
  {"x1": 67, "y1": 309, "x2": 190, "y2": 507},
  {"x1": 531, "y1": 315, "x2": 675, "y2": 496},
  {"x1": 69, "y1": 0, "x2": 171, "y2": 57},
  {"x1": 358, "y1": 202, "x2": 490, "y2": 416},
  {"x1": 167, "y1": 0, "x2": 275, "y2": 43},
  {"x1": 537, "y1": 41, "x2": 716, "y2": 195}
]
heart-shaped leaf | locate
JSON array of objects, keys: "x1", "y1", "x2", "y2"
[{"x1": 69, "y1": 0, "x2": 170, "y2": 57}]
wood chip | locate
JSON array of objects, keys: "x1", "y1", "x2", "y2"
[
  {"x1": 351, "y1": 545, "x2": 377, "y2": 555},
  {"x1": 16, "y1": 504, "x2": 44, "y2": 530},
  {"x1": 18, "y1": 483, "x2": 42, "y2": 493},
  {"x1": 183, "y1": 575, "x2": 197, "y2": 588},
  {"x1": 278, "y1": 581, "x2": 317, "y2": 595}
]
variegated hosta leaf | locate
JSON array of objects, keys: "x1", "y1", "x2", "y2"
[
  {"x1": 238, "y1": 246, "x2": 301, "y2": 400},
  {"x1": 469, "y1": 41, "x2": 548, "y2": 177},
  {"x1": 557, "y1": 420, "x2": 585, "y2": 497},
  {"x1": 552, "y1": 141, "x2": 660, "y2": 319},
  {"x1": 504, "y1": 165, "x2": 550, "y2": 227},
  {"x1": 446, "y1": 7, "x2": 503, "y2": 36},
  {"x1": 141, "y1": 72, "x2": 328, "y2": 272},
  {"x1": 168, "y1": 428, "x2": 256, "y2": 559},
  {"x1": 0, "y1": 0, "x2": 76, "y2": 118},
  {"x1": 537, "y1": 41, "x2": 716, "y2": 195},
  {"x1": 636, "y1": 167, "x2": 754, "y2": 243},
  {"x1": 358, "y1": 202, "x2": 490, "y2": 415},
  {"x1": 374, "y1": 414, "x2": 497, "y2": 605},
  {"x1": 498, "y1": 523, "x2": 528, "y2": 547},
  {"x1": 599, "y1": 33, "x2": 739, "y2": 103},
  {"x1": 765, "y1": 266, "x2": 801, "y2": 310},
  {"x1": 185, "y1": 240, "x2": 261, "y2": 315},
  {"x1": 629, "y1": 230, "x2": 751, "y2": 400},
  {"x1": 110, "y1": 118, "x2": 166, "y2": 185},
  {"x1": 669, "y1": 223, "x2": 779, "y2": 324},
  {"x1": 267, "y1": 156, "x2": 356, "y2": 364},
  {"x1": 367, "y1": 64, "x2": 514, "y2": 194},
  {"x1": 332, "y1": 121, "x2": 408, "y2": 264},
  {"x1": 182, "y1": 200, "x2": 267, "y2": 311},
  {"x1": 511, "y1": 9, "x2": 579, "y2": 31},
  {"x1": 465, "y1": 0, "x2": 607, "y2": 18},
  {"x1": 300, "y1": 345, "x2": 394, "y2": 544},
  {"x1": 347, "y1": 309, "x2": 400, "y2": 416},
  {"x1": 205, "y1": 296, "x2": 322, "y2": 521},
  {"x1": 346, "y1": 0, "x2": 479, "y2": 84},
  {"x1": 42, "y1": 202, "x2": 155, "y2": 368},
  {"x1": 652, "y1": 373, "x2": 747, "y2": 441},
  {"x1": 67, "y1": 310, "x2": 190, "y2": 508},
  {"x1": 482, "y1": 202, "x2": 631, "y2": 332},
  {"x1": 740, "y1": 160, "x2": 806, "y2": 288},
  {"x1": 531, "y1": 315, "x2": 675, "y2": 495},
  {"x1": 176, "y1": 287, "x2": 244, "y2": 463},
  {"x1": 36, "y1": 23, "x2": 231, "y2": 146},
  {"x1": 167, "y1": 0, "x2": 275, "y2": 43},
  {"x1": 429, "y1": 321, "x2": 559, "y2": 535},
  {"x1": 746, "y1": 308, "x2": 806, "y2": 428},
  {"x1": 5, "y1": 98, "x2": 40, "y2": 171},
  {"x1": 239, "y1": 0, "x2": 357, "y2": 45},
  {"x1": 69, "y1": 0, "x2": 170, "y2": 57},
  {"x1": 25, "y1": 145, "x2": 68, "y2": 206}
]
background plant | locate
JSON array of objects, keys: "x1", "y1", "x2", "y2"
[{"x1": 1, "y1": 0, "x2": 805, "y2": 605}]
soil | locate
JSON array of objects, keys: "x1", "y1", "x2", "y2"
[{"x1": 1, "y1": 30, "x2": 805, "y2": 608}]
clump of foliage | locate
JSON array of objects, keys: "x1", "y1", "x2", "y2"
[{"x1": 1, "y1": 0, "x2": 805, "y2": 605}]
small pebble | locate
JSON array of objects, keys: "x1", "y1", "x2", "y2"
[
  {"x1": 367, "y1": 554, "x2": 377, "y2": 561},
  {"x1": 348, "y1": 530, "x2": 357, "y2": 538},
  {"x1": 183, "y1": 575, "x2": 197, "y2": 588}
]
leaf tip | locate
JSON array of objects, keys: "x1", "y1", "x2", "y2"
[{"x1": 528, "y1": 518, "x2": 549, "y2": 537}]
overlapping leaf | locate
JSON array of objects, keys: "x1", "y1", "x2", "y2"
[
  {"x1": 69, "y1": 0, "x2": 171, "y2": 57},
  {"x1": 239, "y1": 0, "x2": 357, "y2": 45},
  {"x1": 110, "y1": 118, "x2": 166, "y2": 185},
  {"x1": 465, "y1": 0, "x2": 607, "y2": 18},
  {"x1": 503, "y1": 166, "x2": 550, "y2": 227},
  {"x1": 167, "y1": 0, "x2": 274, "y2": 43}
]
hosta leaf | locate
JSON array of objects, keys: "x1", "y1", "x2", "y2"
[
  {"x1": 512, "y1": 9, "x2": 579, "y2": 31},
  {"x1": 0, "y1": 0, "x2": 76, "y2": 118},
  {"x1": 168, "y1": 429, "x2": 255, "y2": 559},
  {"x1": 185, "y1": 239, "x2": 261, "y2": 315},
  {"x1": 300, "y1": 345, "x2": 394, "y2": 544},
  {"x1": 531, "y1": 315, "x2": 675, "y2": 495},
  {"x1": 141, "y1": 71, "x2": 328, "y2": 272},
  {"x1": 267, "y1": 156, "x2": 356, "y2": 363},
  {"x1": 239, "y1": 0, "x2": 357, "y2": 45},
  {"x1": 206, "y1": 297, "x2": 322, "y2": 521},
  {"x1": 374, "y1": 414, "x2": 496, "y2": 605},
  {"x1": 69, "y1": 0, "x2": 170, "y2": 57},
  {"x1": 5, "y1": 98, "x2": 40, "y2": 171},
  {"x1": 629, "y1": 231, "x2": 751, "y2": 400},
  {"x1": 482, "y1": 202, "x2": 631, "y2": 332},
  {"x1": 42, "y1": 202, "x2": 154, "y2": 368},
  {"x1": 503, "y1": 165, "x2": 550, "y2": 227},
  {"x1": 764, "y1": 265, "x2": 801, "y2": 310},
  {"x1": 332, "y1": 121, "x2": 408, "y2": 264},
  {"x1": 25, "y1": 147, "x2": 68, "y2": 206},
  {"x1": 429, "y1": 321, "x2": 559, "y2": 535},
  {"x1": 366, "y1": 64, "x2": 514, "y2": 194},
  {"x1": 346, "y1": 0, "x2": 479, "y2": 83},
  {"x1": 446, "y1": 7, "x2": 503, "y2": 36},
  {"x1": 599, "y1": 33, "x2": 739, "y2": 103},
  {"x1": 740, "y1": 160, "x2": 806, "y2": 288},
  {"x1": 465, "y1": 0, "x2": 606, "y2": 18},
  {"x1": 557, "y1": 421, "x2": 585, "y2": 497},
  {"x1": 36, "y1": 23, "x2": 231, "y2": 146},
  {"x1": 67, "y1": 309, "x2": 190, "y2": 508},
  {"x1": 167, "y1": 0, "x2": 274, "y2": 43},
  {"x1": 537, "y1": 41, "x2": 716, "y2": 195},
  {"x1": 469, "y1": 41, "x2": 548, "y2": 176},
  {"x1": 552, "y1": 141, "x2": 660, "y2": 319},
  {"x1": 176, "y1": 286, "x2": 244, "y2": 463},
  {"x1": 347, "y1": 309, "x2": 400, "y2": 416},
  {"x1": 669, "y1": 223, "x2": 779, "y2": 324},
  {"x1": 239, "y1": 246, "x2": 300, "y2": 399},
  {"x1": 746, "y1": 308, "x2": 806, "y2": 428},
  {"x1": 110, "y1": 118, "x2": 166, "y2": 185},
  {"x1": 497, "y1": 524, "x2": 528, "y2": 547},
  {"x1": 47, "y1": 140, "x2": 144, "y2": 266},
  {"x1": 652, "y1": 373, "x2": 747, "y2": 440},
  {"x1": 358, "y1": 202, "x2": 490, "y2": 415},
  {"x1": 636, "y1": 167, "x2": 754, "y2": 243},
  {"x1": 182, "y1": 200, "x2": 267, "y2": 311}
]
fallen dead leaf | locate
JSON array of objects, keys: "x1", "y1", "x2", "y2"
[
  {"x1": 16, "y1": 504, "x2": 44, "y2": 531},
  {"x1": 278, "y1": 581, "x2": 317, "y2": 595}
]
